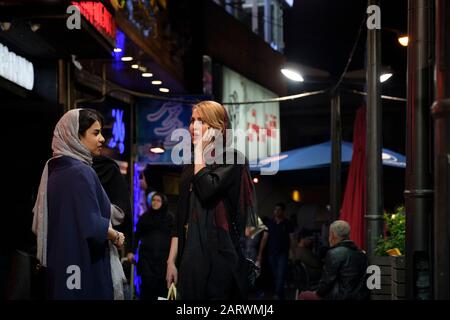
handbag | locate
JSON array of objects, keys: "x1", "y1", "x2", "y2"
[
  {"x1": 5, "y1": 250, "x2": 46, "y2": 300},
  {"x1": 158, "y1": 283, "x2": 177, "y2": 300},
  {"x1": 229, "y1": 220, "x2": 260, "y2": 294},
  {"x1": 167, "y1": 283, "x2": 177, "y2": 300},
  {"x1": 243, "y1": 256, "x2": 260, "y2": 287}
]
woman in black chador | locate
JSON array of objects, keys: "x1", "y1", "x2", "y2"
[
  {"x1": 166, "y1": 100, "x2": 257, "y2": 300},
  {"x1": 129, "y1": 192, "x2": 173, "y2": 300}
]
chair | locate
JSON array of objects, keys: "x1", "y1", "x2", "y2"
[{"x1": 292, "y1": 260, "x2": 310, "y2": 299}]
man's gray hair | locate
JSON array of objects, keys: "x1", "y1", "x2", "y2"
[{"x1": 330, "y1": 220, "x2": 351, "y2": 240}]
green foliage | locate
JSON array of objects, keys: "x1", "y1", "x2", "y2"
[{"x1": 374, "y1": 206, "x2": 406, "y2": 256}]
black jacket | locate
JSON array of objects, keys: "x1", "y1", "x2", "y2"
[
  {"x1": 92, "y1": 156, "x2": 132, "y2": 251},
  {"x1": 316, "y1": 240, "x2": 369, "y2": 300}
]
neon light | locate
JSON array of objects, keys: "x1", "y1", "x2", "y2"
[
  {"x1": 113, "y1": 29, "x2": 125, "y2": 62},
  {"x1": 72, "y1": 1, "x2": 116, "y2": 41},
  {"x1": 108, "y1": 109, "x2": 125, "y2": 154},
  {"x1": 133, "y1": 163, "x2": 147, "y2": 296}
]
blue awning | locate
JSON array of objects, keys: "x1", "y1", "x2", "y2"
[{"x1": 251, "y1": 140, "x2": 406, "y2": 171}]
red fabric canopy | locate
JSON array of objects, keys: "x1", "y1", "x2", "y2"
[{"x1": 340, "y1": 106, "x2": 366, "y2": 250}]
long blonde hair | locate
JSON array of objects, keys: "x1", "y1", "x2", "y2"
[{"x1": 192, "y1": 100, "x2": 228, "y2": 133}]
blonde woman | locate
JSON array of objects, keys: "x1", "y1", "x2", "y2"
[{"x1": 166, "y1": 101, "x2": 257, "y2": 300}]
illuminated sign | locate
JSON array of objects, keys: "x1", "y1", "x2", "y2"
[
  {"x1": 72, "y1": 1, "x2": 117, "y2": 42},
  {"x1": 0, "y1": 43, "x2": 34, "y2": 90},
  {"x1": 108, "y1": 108, "x2": 125, "y2": 154},
  {"x1": 285, "y1": 0, "x2": 294, "y2": 7}
]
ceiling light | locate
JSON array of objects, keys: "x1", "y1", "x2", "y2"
[
  {"x1": 152, "y1": 80, "x2": 162, "y2": 85},
  {"x1": 30, "y1": 23, "x2": 40, "y2": 32},
  {"x1": 121, "y1": 56, "x2": 133, "y2": 62},
  {"x1": 281, "y1": 68, "x2": 304, "y2": 82},
  {"x1": 159, "y1": 88, "x2": 170, "y2": 93},
  {"x1": 292, "y1": 189, "x2": 301, "y2": 203},
  {"x1": 131, "y1": 64, "x2": 139, "y2": 69},
  {"x1": 142, "y1": 73, "x2": 153, "y2": 77},
  {"x1": 398, "y1": 36, "x2": 409, "y2": 47},
  {"x1": 150, "y1": 141, "x2": 165, "y2": 154},
  {"x1": 0, "y1": 22, "x2": 11, "y2": 31},
  {"x1": 252, "y1": 177, "x2": 259, "y2": 184},
  {"x1": 113, "y1": 48, "x2": 122, "y2": 53},
  {"x1": 150, "y1": 146, "x2": 165, "y2": 154},
  {"x1": 380, "y1": 73, "x2": 393, "y2": 83}
]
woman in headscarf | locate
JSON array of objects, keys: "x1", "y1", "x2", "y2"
[
  {"x1": 32, "y1": 109, "x2": 125, "y2": 300},
  {"x1": 166, "y1": 100, "x2": 257, "y2": 300},
  {"x1": 128, "y1": 192, "x2": 173, "y2": 300}
]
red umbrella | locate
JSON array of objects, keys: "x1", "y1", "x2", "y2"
[{"x1": 340, "y1": 106, "x2": 367, "y2": 250}]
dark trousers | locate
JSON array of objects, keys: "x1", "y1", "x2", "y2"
[{"x1": 268, "y1": 253, "x2": 288, "y2": 300}]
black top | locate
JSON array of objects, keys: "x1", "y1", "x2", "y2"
[
  {"x1": 316, "y1": 240, "x2": 369, "y2": 300},
  {"x1": 266, "y1": 218, "x2": 295, "y2": 256},
  {"x1": 173, "y1": 157, "x2": 251, "y2": 299},
  {"x1": 133, "y1": 208, "x2": 173, "y2": 279},
  {"x1": 92, "y1": 156, "x2": 132, "y2": 243}
]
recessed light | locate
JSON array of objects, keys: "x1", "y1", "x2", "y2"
[
  {"x1": 150, "y1": 147, "x2": 165, "y2": 154},
  {"x1": 113, "y1": 48, "x2": 122, "y2": 53},
  {"x1": 142, "y1": 73, "x2": 153, "y2": 77},
  {"x1": 152, "y1": 80, "x2": 162, "y2": 85},
  {"x1": 121, "y1": 56, "x2": 133, "y2": 62},
  {"x1": 159, "y1": 88, "x2": 170, "y2": 93},
  {"x1": 131, "y1": 64, "x2": 139, "y2": 69}
]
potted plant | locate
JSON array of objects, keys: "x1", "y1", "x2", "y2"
[
  {"x1": 375, "y1": 206, "x2": 406, "y2": 257},
  {"x1": 370, "y1": 206, "x2": 406, "y2": 300}
]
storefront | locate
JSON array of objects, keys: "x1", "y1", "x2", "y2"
[{"x1": 0, "y1": 0, "x2": 118, "y2": 299}]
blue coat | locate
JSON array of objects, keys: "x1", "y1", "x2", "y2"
[{"x1": 46, "y1": 156, "x2": 113, "y2": 299}]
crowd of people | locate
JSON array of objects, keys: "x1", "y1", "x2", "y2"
[{"x1": 24, "y1": 101, "x2": 370, "y2": 300}]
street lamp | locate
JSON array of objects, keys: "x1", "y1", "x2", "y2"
[
  {"x1": 280, "y1": 63, "x2": 331, "y2": 83},
  {"x1": 384, "y1": 27, "x2": 409, "y2": 47},
  {"x1": 380, "y1": 72, "x2": 393, "y2": 83},
  {"x1": 281, "y1": 68, "x2": 304, "y2": 82},
  {"x1": 343, "y1": 67, "x2": 394, "y2": 84},
  {"x1": 398, "y1": 35, "x2": 409, "y2": 47}
]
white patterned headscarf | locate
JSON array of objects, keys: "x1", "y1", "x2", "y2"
[{"x1": 32, "y1": 109, "x2": 92, "y2": 266}]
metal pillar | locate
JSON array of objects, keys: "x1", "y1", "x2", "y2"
[
  {"x1": 365, "y1": 0, "x2": 384, "y2": 255},
  {"x1": 405, "y1": 0, "x2": 434, "y2": 300},
  {"x1": 330, "y1": 92, "x2": 342, "y2": 221},
  {"x1": 431, "y1": 0, "x2": 450, "y2": 300}
]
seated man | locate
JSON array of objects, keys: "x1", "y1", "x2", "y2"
[
  {"x1": 299, "y1": 220, "x2": 369, "y2": 300},
  {"x1": 294, "y1": 230, "x2": 322, "y2": 285}
]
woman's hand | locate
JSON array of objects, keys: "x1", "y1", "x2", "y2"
[
  {"x1": 166, "y1": 262, "x2": 178, "y2": 288},
  {"x1": 127, "y1": 252, "x2": 135, "y2": 264},
  {"x1": 113, "y1": 231, "x2": 125, "y2": 249},
  {"x1": 194, "y1": 127, "x2": 219, "y2": 173},
  {"x1": 201, "y1": 127, "x2": 217, "y2": 146}
]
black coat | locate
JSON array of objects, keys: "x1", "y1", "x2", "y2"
[
  {"x1": 173, "y1": 160, "x2": 250, "y2": 300},
  {"x1": 92, "y1": 156, "x2": 132, "y2": 238},
  {"x1": 134, "y1": 209, "x2": 173, "y2": 279},
  {"x1": 316, "y1": 240, "x2": 369, "y2": 300}
]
